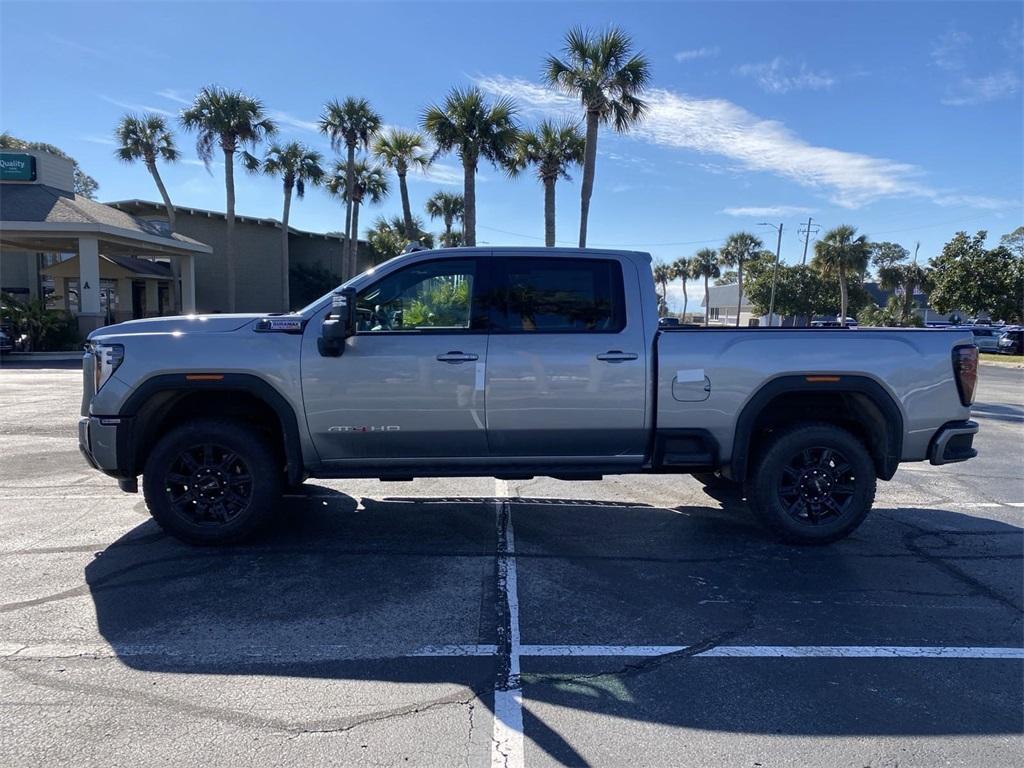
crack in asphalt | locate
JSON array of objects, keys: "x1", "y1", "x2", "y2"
[{"x1": 0, "y1": 660, "x2": 489, "y2": 737}]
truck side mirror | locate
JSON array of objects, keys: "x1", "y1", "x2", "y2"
[{"x1": 318, "y1": 287, "x2": 357, "y2": 357}]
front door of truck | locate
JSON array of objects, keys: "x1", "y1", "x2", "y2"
[
  {"x1": 302, "y1": 256, "x2": 492, "y2": 462},
  {"x1": 484, "y1": 255, "x2": 648, "y2": 461}
]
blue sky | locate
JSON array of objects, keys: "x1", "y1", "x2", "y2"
[{"x1": 2, "y1": 0, "x2": 1021, "y2": 300}]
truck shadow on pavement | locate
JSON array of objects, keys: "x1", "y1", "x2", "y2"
[{"x1": 83, "y1": 484, "x2": 1023, "y2": 758}]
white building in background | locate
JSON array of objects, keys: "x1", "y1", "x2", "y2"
[{"x1": 701, "y1": 282, "x2": 765, "y2": 326}]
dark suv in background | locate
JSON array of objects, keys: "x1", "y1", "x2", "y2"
[{"x1": 998, "y1": 327, "x2": 1022, "y2": 355}]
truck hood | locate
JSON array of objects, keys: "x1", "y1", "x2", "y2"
[{"x1": 88, "y1": 313, "x2": 262, "y2": 339}]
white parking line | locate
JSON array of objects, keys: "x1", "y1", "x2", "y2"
[
  {"x1": 518, "y1": 645, "x2": 1024, "y2": 659},
  {"x1": 3, "y1": 642, "x2": 1020, "y2": 663},
  {"x1": 492, "y1": 478, "x2": 525, "y2": 768}
]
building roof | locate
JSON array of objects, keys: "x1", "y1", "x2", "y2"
[
  {"x1": 107, "y1": 199, "x2": 367, "y2": 244},
  {"x1": 1, "y1": 184, "x2": 210, "y2": 253},
  {"x1": 41, "y1": 253, "x2": 173, "y2": 280},
  {"x1": 702, "y1": 281, "x2": 751, "y2": 309}
]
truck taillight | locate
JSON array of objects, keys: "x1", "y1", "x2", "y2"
[{"x1": 953, "y1": 345, "x2": 978, "y2": 406}]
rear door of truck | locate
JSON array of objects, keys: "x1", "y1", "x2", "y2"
[{"x1": 484, "y1": 253, "x2": 648, "y2": 462}]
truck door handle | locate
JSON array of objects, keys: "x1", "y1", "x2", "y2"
[
  {"x1": 596, "y1": 350, "x2": 639, "y2": 362},
  {"x1": 436, "y1": 351, "x2": 479, "y2": 363}
]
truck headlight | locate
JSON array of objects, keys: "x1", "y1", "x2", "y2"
[{"x1": 92, "y1": 343, "x2": 124, "y2": 393}]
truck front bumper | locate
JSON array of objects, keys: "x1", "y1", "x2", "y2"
[
  {"x1": 928, "y1": 419, "x2": 979, "y2": 465},
  {"x1": 79, "y1": 416, "x2": 136, "y2": 490}
]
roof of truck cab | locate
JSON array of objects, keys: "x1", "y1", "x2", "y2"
[{"x1": 413, "y1": 246, "x2": 652, "y2": 259}]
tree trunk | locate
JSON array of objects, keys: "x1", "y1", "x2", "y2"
[
  {"x1": 224, "y1": 147, "x2": 237, "y2": 313},
  {"x1": 351, "y1": 199, "x2": 361, "y2": 269},
  {"x1": 735, "y1": 259, "x2": 743, "y2": 327},
  {"x1": 682, "y1": 278, "x2": 688, "y2": 319},
  {"x1": 578, "y1": 110, "x2": 599, "y2": 248},
  {"x1": 463, "y1": 152, "x2": 476, "y2": 247},
  {"x1": 148, "y1": 162, "x2": 179, "y2": 313},
  {"x1": 398, "y1": 166, "x2": 414, "y2": 240},
  {"x1": 443, "y1": 216, "x2": 453, "y2": 247},
  {"x1": 344, "y1": 142, "x2": 356, "y2": 279},
  {"x1": 839, "y1": 263, "x2": 849, "y2": 327},
  {"x1": 704, "y1": 275, "x2": 710, "y2": 326},
  {"x1": 281, "y1": 185, "x2": 292, "y2": 312},
  {"x1": 543, "y1": 177, "x2": 556, "y2": 247},
  {"x1": 577, "y1": 112, "x2": 598, "y2": 249}
]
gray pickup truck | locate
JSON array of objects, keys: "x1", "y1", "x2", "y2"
[{"x1": 79, "y1": 247, "x2": 979, "y2": 545}]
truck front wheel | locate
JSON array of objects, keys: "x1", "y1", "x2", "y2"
[
  {"x1": 142, "y1": 418, "x2": 282, "y2": 545},
  {"x1": 745, "y1": 422, "x2": 876, "y2": 545}
]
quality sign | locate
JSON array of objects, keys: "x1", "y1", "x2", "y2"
[{"x1": 0, "y1": 153, "x2": 37, "y2": 181}]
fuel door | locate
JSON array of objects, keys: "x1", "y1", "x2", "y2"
[{"x1": 672, "y1": 368, "x2": 711, "y2": 402}]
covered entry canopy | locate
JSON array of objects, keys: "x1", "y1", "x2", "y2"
[{"x1": 0, "y1": 183, "x2": 211, "y2": 333}]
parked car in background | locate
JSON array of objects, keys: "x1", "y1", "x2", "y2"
[
  {"x1": 658, "y1": 317, "x2": 680, "y2": 328},
  {"x1": 0, "y1": 327, "x2": 12, "y2": 355},
  {"x1": 998, "y1": 327, "x2": 1022, "y2": 355},
  {"x1": 964, "y1": 326, "x2": 1001, "y2": 353}
]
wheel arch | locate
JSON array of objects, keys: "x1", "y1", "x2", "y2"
[
  {"x1": 729, "y1": 374, "x2": 904, "y2": 483},
  {"x1": 117, "y1": 373, "x2": 305, "y2": 486}
]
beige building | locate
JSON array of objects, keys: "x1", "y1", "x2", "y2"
[
  {"x1": 1, "y1": 149, "x2": 371, "y2": 335},
  {"x1": 1, "y1": 149, "x2": 209, "y2": 335},
  {"x1": 108, "y1": 200, "x2": 370, "y2": 315}
]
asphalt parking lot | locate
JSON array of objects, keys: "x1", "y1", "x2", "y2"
[{"x1": 1, "y1": 362, "x2": 1021, "y2": 767}]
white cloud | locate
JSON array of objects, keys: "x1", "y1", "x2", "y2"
[
  {"x1": 674, "y1": 46, "x2": 719, "y2": 63},
  {"x1": 81, "y1": 135, "x2": 117, "y2": 147},
  {"x1": 931, "y1": 29, "x2": 972, "y2": 71},
  {"x1": 722, "y1": 205, "x2": 815, "y2": 218},
  {"x1": 268, "y1": 109, "x2": 320, "y2": 133},
  {"x1": 473, "y1": 75, "x2": 1014, "y2": 210},
  {"x1": 473, "y1": 74, "x2": 578, "y2": 117},
  {"x1": 941, "y1": 70, "x2": 1021, "y2": 106},
  {"x1": 155, "y1": 88, "x2": 191, "y2": 105},
  {"x1": 735, "y1": 58, "x2": 835, "y2": 94},
  {"x1": 409, "y1": 161, "x2": 466, "y2": 186},
  {"x1": 99, "y1": 95, "x2": 175, "y2": 118}
]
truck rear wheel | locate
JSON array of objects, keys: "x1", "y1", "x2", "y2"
[
  {"x1": 745, "y1": 422, "x2": 875, "y2": 545},
  {"x1": 142, "y1": 418, "x2": 282, "y2": 545}
]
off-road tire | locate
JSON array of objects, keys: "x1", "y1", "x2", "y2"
[
  {"x1": 143, "y1": 418, "x2": 282, "y2": 545},
  {"x1": 745, "y1": 422, "x2": 876, "y2": 545}
]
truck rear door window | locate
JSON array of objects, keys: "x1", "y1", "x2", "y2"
[{"x1": 500, "y1": 258, "x2": 626, "y2": 333}]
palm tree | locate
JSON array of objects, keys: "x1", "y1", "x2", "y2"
[
  {"x1": 319, "y1": 97, "x2": 383, "y2": 277},
  {"x1": 372, "y1": 128, "x2": 430, "y2": 241},
  {"x1": 261, "y1": 142, "x2": 324, "y2": 311},
  {"x1": 653, "y1": 262, "x2": 673, "y2": 317},
  {"x1": 878, "y1": 260, "x2": 929, "y2": 326},
  {"x1": 513, "y1": 119, "x2": 585, "y2": 247},
  {"x1": 114, "y1": 112, "x2": 181, "y2": 311},
  {"x1": 180, "y1": 86, "x2": 277, "y2": 312},
  {"x1": 425, "y1": 191, "x2": 465, "y2": 247},
  {"x1": 544, "y1": 26, "x2": 651, "y2": 247},
  {"x1": 691, "y1": 248, "x2": 720, "y2": 326},
  {"x1": 327, "y1": 160, "x2": 389, "y2": 273},
  {"x1": 719, "y1": 232, "x2": 764, "y2": 327},
  {"x1": 813, "y1": 225, "x2": 872, "y2": 327},
  {"x1": 421, "y1": 86, "x2": 520, "y2": 247},
  {"x1": 377, "y1": 214, "x2": 436, "y2": 249},
  {"x1": 671, "y1": 257, "x2": 693, "y2": 320}
]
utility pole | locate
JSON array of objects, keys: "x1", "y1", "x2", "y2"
[
  {"x1": 799, "y1": 216, "x2": 819, "y2": 265},
  {"x1": 759, "y1": 222, "x2": 784, "y2": 327}
]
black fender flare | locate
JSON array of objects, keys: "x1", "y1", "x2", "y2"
[
  {"x1": 730, "y1": 374, "x2": 904, "y2": 482},
  {"x1": 116, "y1": 373, "x2": 305, "y2": 485}
]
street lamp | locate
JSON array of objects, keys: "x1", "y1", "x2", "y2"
[{"x1": 758, "y1": 222, "x2": 783, "y2": 327}]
